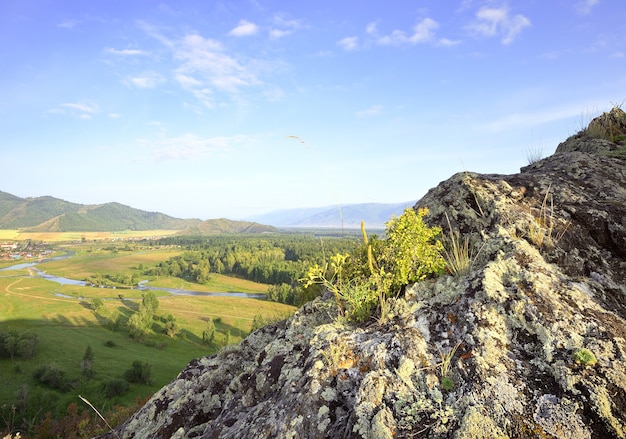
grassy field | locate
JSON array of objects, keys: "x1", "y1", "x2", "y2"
[
  {"x1": 0, "y1": 229, "x2": 180, "y2": 242},
  {"x1": 0, "y1": 243, "x2": 295, "y2": 434}
]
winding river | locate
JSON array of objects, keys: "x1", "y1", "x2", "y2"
[{"x1": 0, "y1": 255, "x2": 265, "y2": 299}]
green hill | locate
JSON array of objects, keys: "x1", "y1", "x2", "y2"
[
  {"x1": 0, "y1": 191, "x2": 271, "y2": 234},
  {"x1": 177, "y1": 218, "x2": 276, "y2": 235}
]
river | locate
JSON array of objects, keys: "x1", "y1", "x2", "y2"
[{"x1": 0, "y1": 255, "x2": 265, "y2": 299}]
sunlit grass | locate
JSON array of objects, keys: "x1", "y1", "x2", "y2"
[{"x1": 1, "y1": 229, "x2": 180, "y2": 242}]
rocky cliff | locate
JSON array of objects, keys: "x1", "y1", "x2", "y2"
[{"x1": 100, "y1": 110, "x2": 626, "y2": 438}]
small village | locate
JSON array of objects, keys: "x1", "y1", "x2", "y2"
[{"x1": 0, "y1": 241, "x2": 52, "y2": 261}]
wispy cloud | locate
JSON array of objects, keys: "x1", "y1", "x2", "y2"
[
  {"x1": 174, "y1": 34, "x2": 259, "y2": 94},
  {"x1": 574, "y1": 0, "x2": 599, "y2": 15},
  {"x1": 139, "y1": 23, "x2": 279, "y2": 108},
  {"x1": 57, "y1": 19, "x2": 78, "y2": 29},
  {"x1": 48, "y1": 102, "x2": 99, "y2": 119},
  {"x1": 356, "y1": 105, "x2": 383, "y2": 118},
  {"x1": 147, "y1": 134, "x2": 250, "y2": 161},
  {"x1": 125, "y1": 71, "x2": 164, "y2": 89},
  {"x1": 481, "y1": 105, "x2": 583, "y2": 132},
  {"x1": 376, "y1": 18, "x2": 439, "y2": 45},
  {"x1": 337, "y1": 36, "x2": 359, "y2": 51},
  {"x1": 105, "y1": 48, "x2": 148, "y2": 56},
  {"x1": 466, "y1": 6, "x2": 531, "y2": 45},
  {"x1": 229, "y1": 19, "x2": 259, "y2": 37},
  {"x1": 269, "y1": 14, "x2": 304, "y2": 39}
]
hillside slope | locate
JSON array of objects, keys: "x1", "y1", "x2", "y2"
[{"x1": 99, "y1": 108, "x2": 626, "y2": 438}]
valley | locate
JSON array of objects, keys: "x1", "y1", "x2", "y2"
[{"x1": 0, "y1": 233, "x2": 312, "y2": 436}]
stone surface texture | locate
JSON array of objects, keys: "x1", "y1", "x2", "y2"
[{"x1": 99, "y1": 120, "x2": 626, "y2": 438}]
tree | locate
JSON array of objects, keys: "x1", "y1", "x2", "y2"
[
  {"x1": 141, "y1": 291, "x2": 159, "y2": 316},
  {"x1": 128, "y1": 311, "x2": 151, "y2": 340},
  {"x1": 81, "y1": 345, "x2": 94, "y2": 379},
  {"x1": 91, "y1": 297, "x2": 104, "y2": 313},
  {"x1": 202, "y1": 320, "x2": 216, "y2": 346},
  {"x1": 163, "y1": 314, "x2": 178, "y2": 338}
]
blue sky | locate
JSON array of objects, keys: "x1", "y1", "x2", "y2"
[{"x1": 1, "y1": 1, "x2": 624, "y2": 221}]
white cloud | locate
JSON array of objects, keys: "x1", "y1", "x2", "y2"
[
  {"x1": 438, "y1": 38, "x2": 462, "y2": 47},
  {"x1": 374, "y1": 18, "x2": 439, "y2": 45},
  {"x1": 109, "y1": 113, "x2": 123, "y2": 118},
  {"x1": 48, "y1": 102, "x2": 99, "y2": 119},
  {"x1": 269, "y1": 28, "x2": 292, "y2": 39},
  {"x1": 356, "y1": 105, "x2": 383, "y2": 118},
  {"x1": 229, "y1": 19, "x2": 259, "y2": 37},
  {"x1": 574, "y1": 0, "x2": 599, "y2": 15},
  {"x1": 141, "y1": 26, "x2": 269, "y2": 108},
  {"x1": 337, "y1": 36, "x2": 359, "y2": 51},
  {"x1": 269, "y1": 14, "x2": 304, "y2": 39},
  {"x1": 610, "y1": 51, "x2": 624, "y2": 59},
  {"x1": 467, "y1": 6, "x2": 531, "y2": 45},
  {"x1": 125, "y1": 71, "x2": 164, "y2": 89},
  {"x1": 57, "y1": 20, "x2": 77, "y2": 29},
  {"x1": 149, "y1": 134, "x2": 249, "y2": 161},
  {"x1": 106, "y1": 48, "x2": 148, "y2": 56},
  {"x1": 272, "y1": 15, "x2": 303, "y2": 30}
]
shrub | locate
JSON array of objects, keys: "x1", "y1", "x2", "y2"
[
  {"x1": 124, "y1": 360, "x2": 152, "y2": 384},
  {"x1": 573, "y1": 348, "x2": 597, "y2": 367},
  {"x1": 102, "y1": 378, "x2": 130, "y2": 398},
  {"x1": 32, "y1": 365, "x2": 72, "y2": 392},
  {"x1": 303, "y1": 208, "x2": 445, "y2": 323}
]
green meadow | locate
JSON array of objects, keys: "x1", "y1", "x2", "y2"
[{"x1": 0, "y1": 241, "x2": 295, "y2": 434}]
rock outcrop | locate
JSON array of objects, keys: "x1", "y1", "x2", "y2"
[{"x1": 100, "y1": 116, "x2": 626, "y2": 438}]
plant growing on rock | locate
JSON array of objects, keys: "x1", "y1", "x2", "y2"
[
  {"x1": 441, "y1": 213, "x2": 483, "y2": 277},
  {"x1": 302, "y1": 208, "x2": 445, "y2": 323},
  {"x1": 573, "y1": 348, "x2": 597, "y2": 367}
]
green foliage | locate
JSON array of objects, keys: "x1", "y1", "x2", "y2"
[
  {"x1": 381, "y1": 208, "x2": 445, "y2": 290},
  {"x1": 101, "y1": 378, "x2": 129, "y2": 398},
  {"x1": 81, "y1": 346, "x2": 94, "y2": 379},
  {"x1": 90, "y1": 298, "x2": 104, "y2": 313},
  {"x1": 303, "y1": 208, "x2": 444, "y2": 323},
  {"x1": 32, "y1": 365, "x2": 73, "y2": 393},
  {"x1": 152, "y1": 234, "x2": 358, "y2": 305},
  {"x1": 141, "y1": 291, "x2": 159, "y2": 316},
  {"x1": 441, "y1": 213, "x2": 483, "y2": 277},
  {"x1": 123, "y1": 360, "x2": 152, "y2": 384},
  {"x1": 162, "y1": 315, "x2": 179, "y2": 338},
  {"x1": 573, "y1": 348, "x2": 597, "y2": 367},
  {"x1": 202, "y1": 320, "x2": 216, "y2": 346},
  {"x1": 0, "y1": 331, "x2": 39, "y2": 362}
]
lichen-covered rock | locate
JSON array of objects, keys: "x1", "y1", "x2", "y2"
[{"x1": 99, "y1": 138, "x2": 625, "y2": 438}]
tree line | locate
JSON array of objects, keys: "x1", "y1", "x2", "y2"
[{"x1": 147, "y1": 234, "x2": 360, "y2": 305}]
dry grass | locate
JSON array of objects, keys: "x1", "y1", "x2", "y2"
[
  {"x1": 441, "y1": 213, "x2": 483, "y2": 277},
  {"x1": 526, "y1": 186, "x2": 570, "y2": 250},
  {"x1": 0, "y1": 230, "x2": 180, "y2": 242}
]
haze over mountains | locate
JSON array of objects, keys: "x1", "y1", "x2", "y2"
[{"x1": 0, "y1": 190, "x2": 412, "y2": 232}]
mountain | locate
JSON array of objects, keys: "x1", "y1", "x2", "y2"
[
  {"x1": 248, "y1": 201, "x2": 417, "y2": 229},
  {"x1": 99, "y1": 108, "x2": 626, "y2": 438},
  {"x1": 177, "y1": 218, "x2": 277, "y2": 235},
  {"x1": 0, "y1": 192, "x2": 200, "y2": 232}
]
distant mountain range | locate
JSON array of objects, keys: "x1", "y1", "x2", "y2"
[
  {"x1": 0, "y1": 190, "x2": 415, "y2": 233},
  {"x1": 246, "y1": 201, "x2": 416, "y2": 229},
  {"x1": 0, "y1": 191, "x2": 274, "y2": 234}
]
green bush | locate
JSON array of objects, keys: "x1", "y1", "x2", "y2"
[
  {"x1": 303, "y1": 207, "x2": 444, "y2": 323},
  {"x1": 124, "y1": 360, "x2": 152, "y2": 384},
  {"x1": 102, "y1": 378, "x2": 130, "y2": 398},
  {"x1": 32, "y1": 365, "x2": 73, "y2": 392}
]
